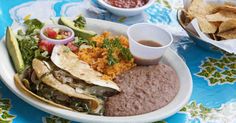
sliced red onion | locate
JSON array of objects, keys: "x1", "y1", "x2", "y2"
[{"x1": 40, "y1": 24, "x2": 75, "y2": 45}]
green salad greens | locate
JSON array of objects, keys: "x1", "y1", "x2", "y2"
[
  {"x1": 24, "y1": 19, "x2": 44, "y2": 35},
  {"x1": 16, "y1": 19, "x2": 48, "y2": 66}
]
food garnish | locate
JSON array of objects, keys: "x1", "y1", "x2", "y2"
[
  {"x1": 59, "y1": 17, "x2": 96, "y2": 39},
  {"x1": 6, "y1": 27, "x2": 25, "y2": 73},
  {"x1": 16, "y1": 19, "x2": 49, "y2": 66},
  {"x1": 102, "y1": 38, "x2": 132, "y2": 65},
  {"x1": 73, "y1": 15, "x2": 86, "y2": 29},
  {"x1": 43, "y1": 27, "x2": 72, "y2": 40}
]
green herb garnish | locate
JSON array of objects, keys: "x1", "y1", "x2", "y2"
[
  {"x1": 112, "y1": 38, "x2": 132, "y2": 60},
  {"x1": 107, "y1": 48, "x2": 118, "y2": 65},
  {"x1": 102, "y1": 38, "x2": 132, "y2": 65},
  {"x1": 73, "y1": 37, "x2": 96, "y2": 47},
  {"x1": 102, "y1": 38, "x2": 118, "y2": 65},
  {"x1": 73, "y1": 15, "x2": 86, "y2": 29},
  {"x1": 102, "y1": 38, "x2": 112, "y2": 48}
]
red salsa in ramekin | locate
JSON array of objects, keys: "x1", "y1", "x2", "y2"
[
  {"x1": 40, "y1": 25, "x2": 75, "y2": 45},
  {"x1": 104, "y1": 0, "x2": 149, "y2": 8}
]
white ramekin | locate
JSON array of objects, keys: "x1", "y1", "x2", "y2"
[{"x1": 97, "y1": 0, "x2": 155, "y2": 16}]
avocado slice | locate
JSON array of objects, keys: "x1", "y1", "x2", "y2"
[
  {"x1": 6, "y1": 27, "x2": 24, "y2": 73},
  {"x1": 58, "y1": 17, "x2": 97, "y2": 39}
]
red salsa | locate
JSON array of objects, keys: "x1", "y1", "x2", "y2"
[
  {"x1": 104, "y1": 0, "x2": 149, "y2": 8},
  {"x1": 44, "y1": 27, "x2": 72, "y2": 40}
]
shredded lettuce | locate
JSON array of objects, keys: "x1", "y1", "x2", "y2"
[
  {"x1": 17, "y1": 19, "x2": 47, "y2": 66},
  {"x1": 24, "y1": 19, "x2": 44, "y2": 35},
  {"x1": 17, "y1": 32, "x2": 39, "y2": 65}
]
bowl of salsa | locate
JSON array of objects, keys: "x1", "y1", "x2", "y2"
[
  {"x1": 40, "y1": 25, "x2": 75, "y2": 44},
  {"x1": 98, "y1": 0, "x2": 155, "y2": 16}
]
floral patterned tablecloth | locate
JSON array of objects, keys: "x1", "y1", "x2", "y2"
[{"x1": 0, "y1": 0, "x2": 235, "y2": 123}]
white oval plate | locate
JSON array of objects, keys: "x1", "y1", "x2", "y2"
[{"x1": 0, "y1": 18, "x2": 192, "y2": 123}]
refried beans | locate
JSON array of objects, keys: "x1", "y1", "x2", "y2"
[
  {"x1": 104, "y1": 64, "x2": 180, "y2": 116},
  {"x1": 104, "y1": 0, "x2": 149, "y2": 8}
]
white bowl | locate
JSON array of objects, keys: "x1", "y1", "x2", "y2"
[
  {"x1": 127, "y1": 23, "x2": 173, "y2": 65},
  {"x1": 97, "y1": 0, "x2": 155, "y2": 16},
  {"x1": 40, "y1": 24, "x2": 75, "y2": 44}
]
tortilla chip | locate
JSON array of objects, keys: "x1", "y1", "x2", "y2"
[
  {"x1": 197, "y1": 17, "x2": 217, "y2": 33},
  {"x1": 212, "y1": 22, "x2": 222, "y2": 27},
  {"x1": 217, "y1": 5, "x2": 236, "y2": 13},
  {"x1": 186, "y1": 0, "x2": 236, "y2": 41},
  {"x1": 180, "y1": 9, "x2": 193, "y2": 26},
  {"x1": 218, "y1": 19, "x2": 236, "y2": 33},
  {"x1": 209, "y1": 33, "x2": 220, "y2": 41},
  {"x1": 217, "y1": 28, "x2": 236, "y2": 39},
  {"x1": 206, "y1": 10, "x2": 236, "y2": 22},
  {"x1": 188, "y1": 0, "x2": 217, "y2": 18}
]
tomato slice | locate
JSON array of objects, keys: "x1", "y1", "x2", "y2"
[
  {"x1": 67, "y1": 42, "x2": 78, "y2": 52},
  {"x1": 39, "y1": 40, "x2": 55, "y2": 53},
  {"x1": 46, "y1": 28, "x2": 57, "y2": 39}
]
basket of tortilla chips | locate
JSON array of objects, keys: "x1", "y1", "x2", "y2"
[{"x1": 177, "y1": 0, "x2": 236, "y2": 53}]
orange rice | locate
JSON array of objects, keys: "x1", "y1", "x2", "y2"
[{"x1": 76, "y1": 32, "x2": 135, "y2": 80}]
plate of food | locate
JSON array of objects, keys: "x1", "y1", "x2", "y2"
[{"x1": 0, "y1": 16, "x2": 192, "y2": 123}]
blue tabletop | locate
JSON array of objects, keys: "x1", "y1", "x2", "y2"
[{"x1": 0, "y1": 0, "x2": 236, "y2": 123}]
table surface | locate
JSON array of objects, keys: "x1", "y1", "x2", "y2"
[{"x1": 0, "y1": 0, "x2": 236, "y2": 123}]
